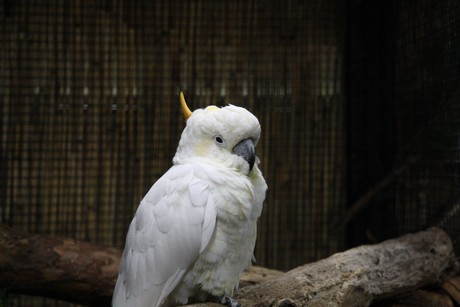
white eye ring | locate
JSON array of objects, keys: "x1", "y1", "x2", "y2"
[{"x1": 214, "y1": 135, "x2": 227, "y2": 148}]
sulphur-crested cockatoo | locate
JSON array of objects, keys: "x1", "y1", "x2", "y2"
[{"x1": 112, "y1": 92, "x2": 267, "y2": 307}]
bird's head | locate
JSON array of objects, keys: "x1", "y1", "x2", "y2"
[{"x1": 173, "y1": 92, "x2": 262, "y2": 176}]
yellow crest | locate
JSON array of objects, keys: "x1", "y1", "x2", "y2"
[
  {"x1": 180, "y1": 91, "x2": 192, "y2": 120},
  {"x1": 180, "y1": 92, "x2": 220, "y2": 120}
]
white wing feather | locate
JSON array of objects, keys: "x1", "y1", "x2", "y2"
[{"x1": 112, "y1": 164, "x2": 217, "y2": 307}]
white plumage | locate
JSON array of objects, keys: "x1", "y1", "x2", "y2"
[{"x1": 112, "y1": 97, "x2": 267, "y2": 307}]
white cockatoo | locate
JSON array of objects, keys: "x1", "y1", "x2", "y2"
[{"x1": 112, "y1": 92, "x2": 267, "y2": 307}]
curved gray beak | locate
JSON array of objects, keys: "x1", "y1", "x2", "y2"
[{"x1": 233, "y1": 138, "x2": 255, "y2": 171}]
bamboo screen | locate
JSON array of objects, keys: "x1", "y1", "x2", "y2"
[{"x1": 0, "y1": 1, "x2": 346, "y2": 305}]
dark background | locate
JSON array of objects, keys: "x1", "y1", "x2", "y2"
[{"x1": 1, "y1": 0, "x2": 460, "y2": 305}]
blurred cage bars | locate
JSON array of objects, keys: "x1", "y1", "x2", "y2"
[
  {"x1": 0, "y1": 1, "x2": 346, "y2": 305},
  {"x1": 392, "y1": 0, "x2": 460, "y2": 244},
  {"x1": 347, "y1": 0, "x2": 460, "y2": 251}
]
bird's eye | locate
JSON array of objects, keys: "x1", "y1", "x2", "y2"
[{"x1": 214, "y1": 135, "x2": 226, "y2": 147}]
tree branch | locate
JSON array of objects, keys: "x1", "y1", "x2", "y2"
[
  {"x1": 0, "y1": 225, "x2": 456, "y2": 307},
  {"x1": 231, "y1": 227, "x2": 456, "y2": 307},
  {"x1": 0, "y1": 224, "x2": 120, "y2": 306}
]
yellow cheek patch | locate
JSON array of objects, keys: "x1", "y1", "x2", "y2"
[
  {"x1": 195, "y1": 140, "x2": 210, "y2": 156},
  {"x1": 205, "y1": 105, "x2": 219, "y2": 112}
]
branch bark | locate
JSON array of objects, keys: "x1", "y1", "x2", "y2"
[
  {"x1": 0, "y1": 225, "x2": 456, "y2": 307},
  {"x1": 0, "y1": 223, "x2": 120, "y2": 306},
  {"x1": 231, "y1": 227, "x2": 456, "y2": 307}
]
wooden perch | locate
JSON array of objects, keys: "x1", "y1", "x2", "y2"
[
  {"x1": 230, "y1": 227, "x2": 456, "y2": 307},
  {"x1": 0, "y1": 223, "x2": 121, "y2": 306},
  {"x1": 0, "y1": 225, "x2": 456, "y2": 307}
]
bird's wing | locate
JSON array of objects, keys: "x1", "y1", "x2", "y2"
[{"x1": 112, "y1": 164, "x2": 217, "y2": 307}]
